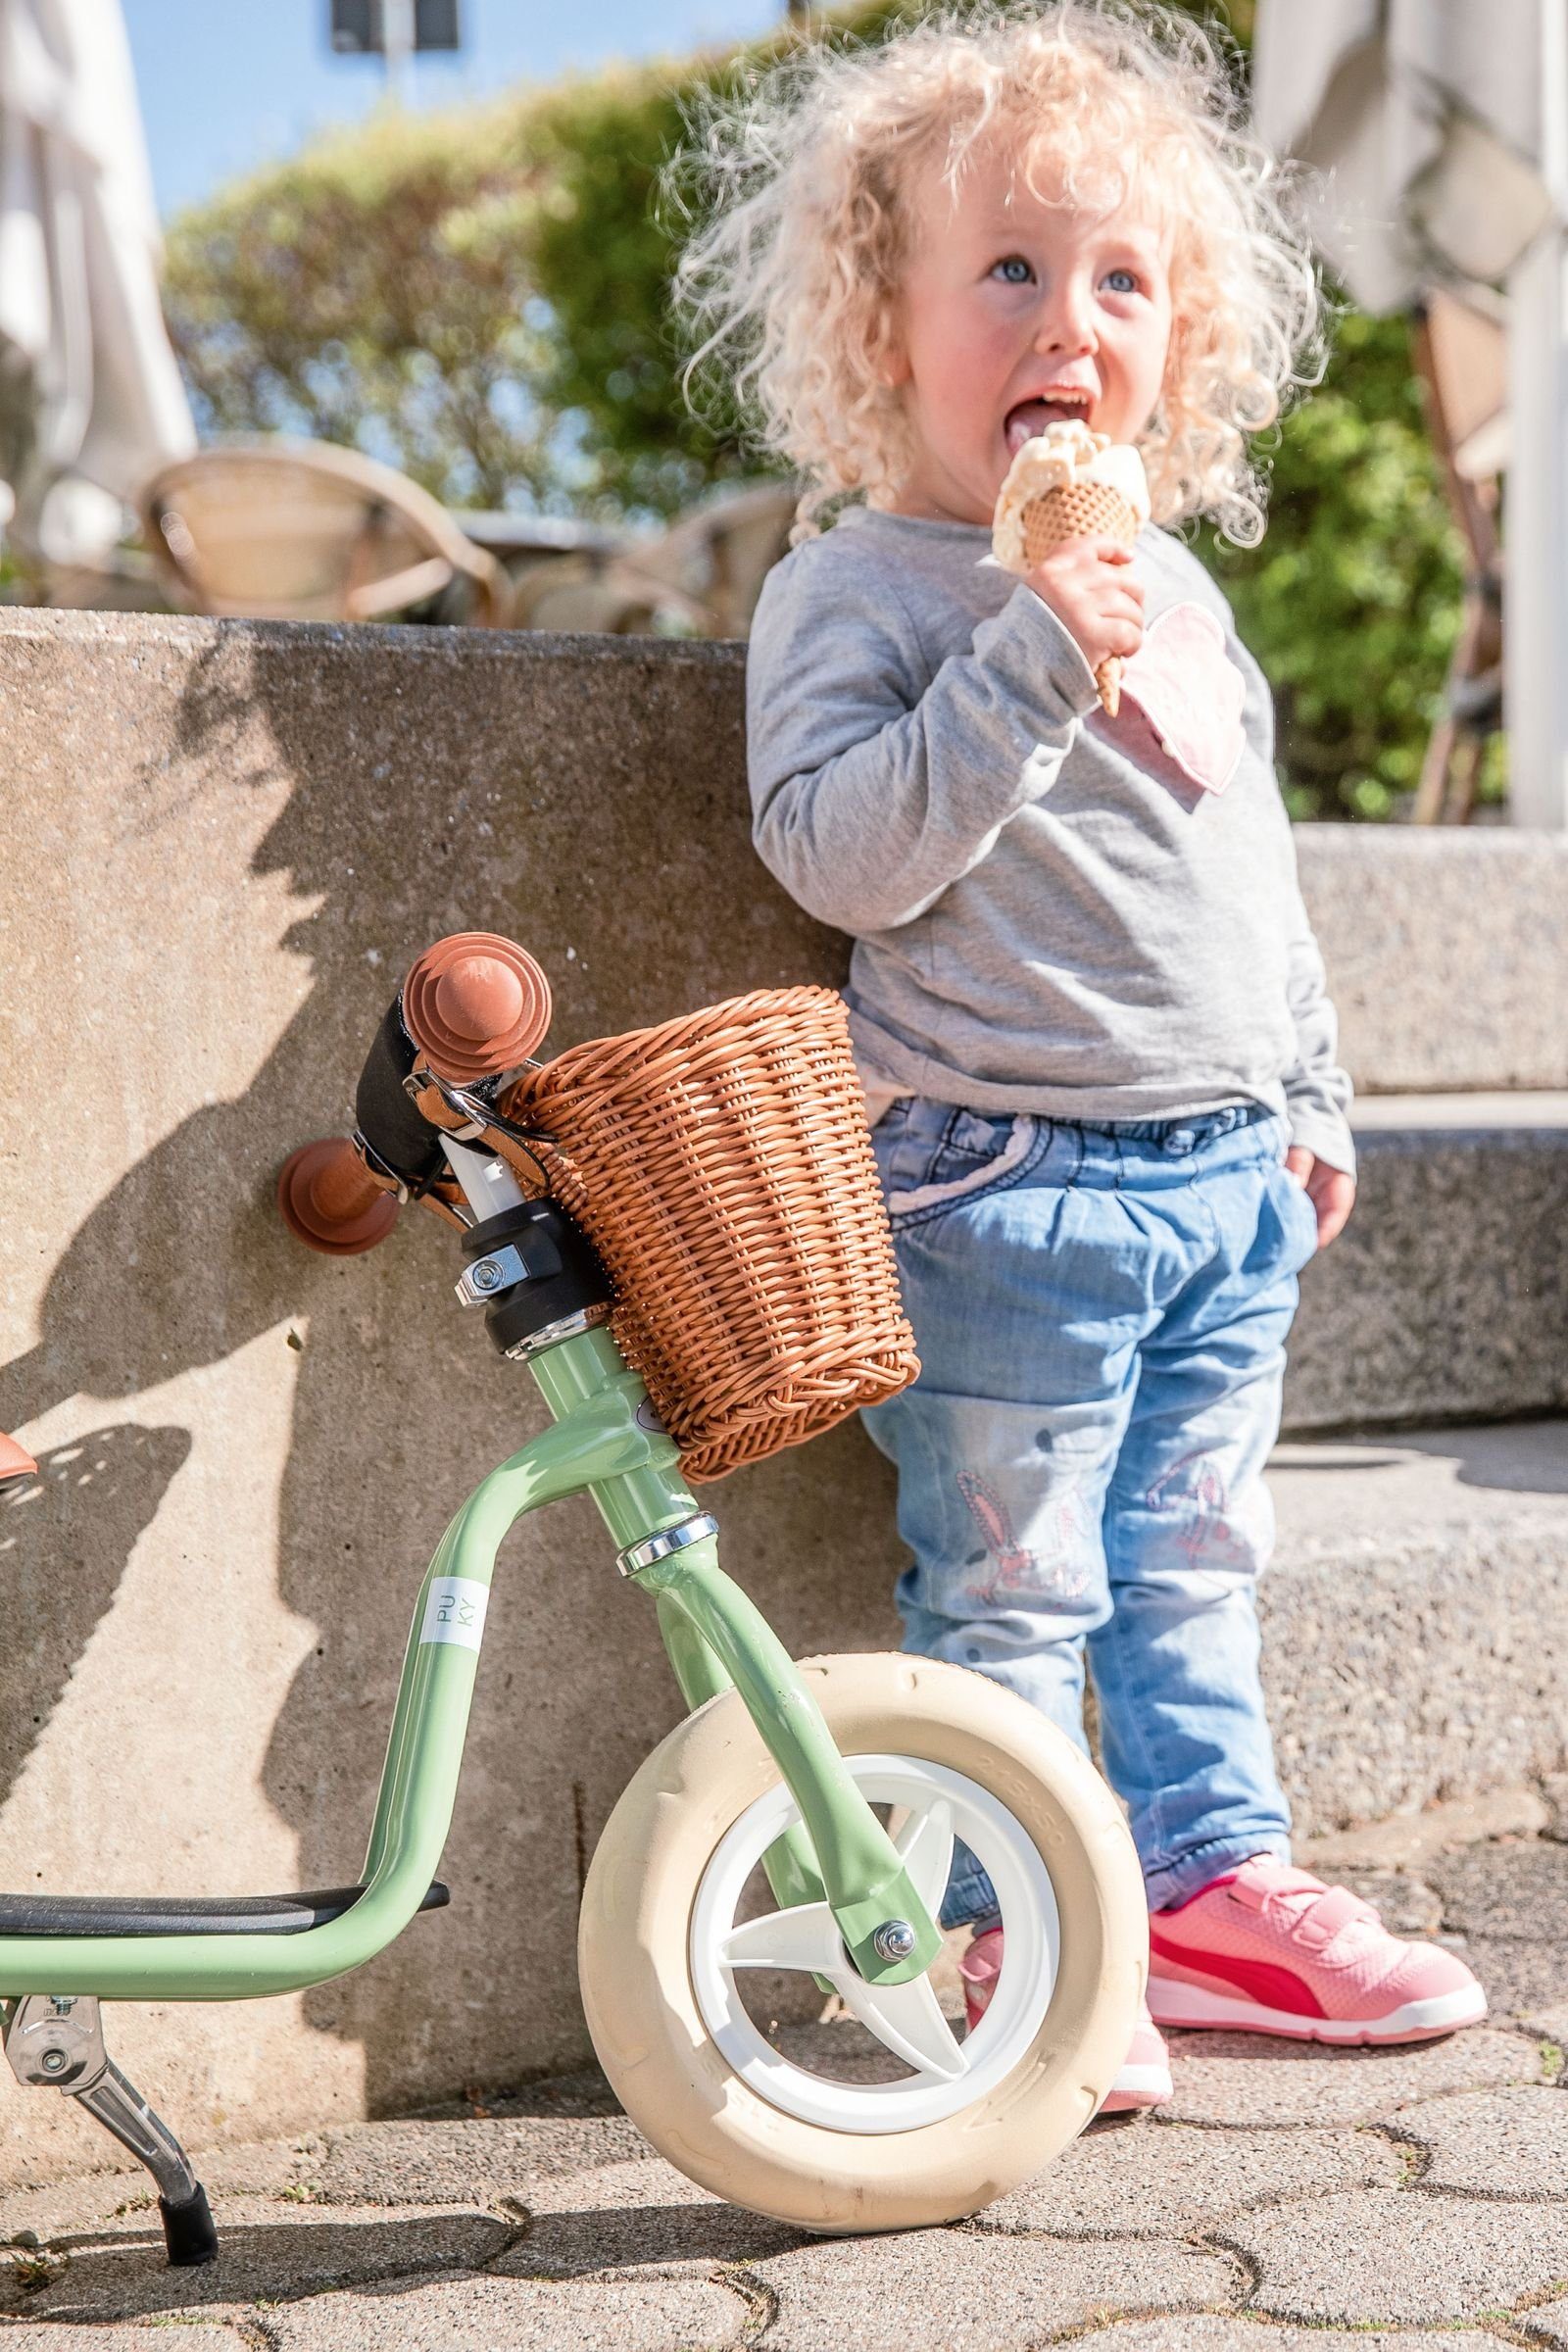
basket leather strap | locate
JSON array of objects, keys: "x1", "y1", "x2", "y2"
[
  {"x1": 405, "y1": 1060, "x2": 552, "y2": 1200},
  {"x1": 351, "y1": 1128, "x2": 469, "y2": 1234}
]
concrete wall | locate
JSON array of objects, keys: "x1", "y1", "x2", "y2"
[
  {"x1": 1297, "y1": 827, "x2": 1568, "y2": 1095},
  {"x1": 0, "y1": 610, "x2": 1560, "y2": 2175}
]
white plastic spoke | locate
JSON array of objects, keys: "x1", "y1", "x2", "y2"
[
  {"x1": 717, "y1": 1902, "x2": 842, "y2": 1975},
  {"x1": 833, "y1": 1966, "x2": 969, "y2": 2082},
  {"x1": 690, "y1": 1752, "x2": 1058, "y2": 2132},
  {"x1": 894, "y1": 1795, "x2": 955, "y2": 1918}
]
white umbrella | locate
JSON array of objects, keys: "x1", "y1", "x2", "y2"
[
  {"x1": 1252, "y1": 0, "x2": 1568, "y2": 830},
  {"x1": 0, "y1": 0, "x2": 194, "y2": 568}
]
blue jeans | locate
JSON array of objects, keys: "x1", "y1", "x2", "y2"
[{"x1": 863, "y1": 1095, "x2": 1319, "y2": 1917}]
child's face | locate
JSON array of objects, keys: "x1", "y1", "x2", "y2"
[{"x1": 883, "y1": 142, "x2": 1174, "y2": 527}]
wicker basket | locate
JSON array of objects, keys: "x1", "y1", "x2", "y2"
[{"x1": 502, "y1": 987, "x2": 918, "y2": 1480}]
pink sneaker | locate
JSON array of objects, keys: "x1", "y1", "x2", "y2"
[
  {"x1": 1148, "y1": 1856, "x2": 1487, "y2": 2043},
  {"x1": 958, "y1": 1926, "x2": 1171, "y2": 2111}
]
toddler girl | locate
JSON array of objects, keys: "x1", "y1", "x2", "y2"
[{"x1": 673, "y1": 0, "x2": 1485, "y2": 2108}]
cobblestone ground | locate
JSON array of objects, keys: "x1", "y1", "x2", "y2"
[{"x1": 0, "y1": 1829, "x2": 1563, "y2": 2349}]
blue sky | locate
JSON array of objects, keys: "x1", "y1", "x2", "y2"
[{"x1": 125, "y1": 0, "x2": 782, "y2": 220}]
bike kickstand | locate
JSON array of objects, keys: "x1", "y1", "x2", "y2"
[{"x1": 3, "y1": 1996, "x2": 219, "y2": 2267}]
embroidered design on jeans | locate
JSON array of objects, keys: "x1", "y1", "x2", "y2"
[
  {"x1": 956, "y1": 1471, "x2": 1032, "y2": 1581},
  {"x1": 956, "y1": 1472, "x2": 1092, "y2": 1603},
  {"x1": 1144, "y1": 1449, "x2": 1257, "y2": 1576}
]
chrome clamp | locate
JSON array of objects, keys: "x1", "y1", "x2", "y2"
[
  {"x1": 5, "y1": 1993, "x2": 107, "y2": 2092},
  {"x1": 502, "y1": 1300, "x2": 614, "y2": 1361},
  {"x1": 453, "y1": 1244, "x2": 530, "y2": 1306},
  {"x1": 617, "y1": 1512, "x2": 719, "y2": 1579}
]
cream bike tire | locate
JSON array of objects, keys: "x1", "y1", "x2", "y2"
[{"x1": 578, "y1": 1651, "x2": 1147, "y2": 2233}]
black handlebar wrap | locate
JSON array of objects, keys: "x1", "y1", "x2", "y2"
[{"x1": 354, "y1": 994, "x2": 447, "y2": 1189}]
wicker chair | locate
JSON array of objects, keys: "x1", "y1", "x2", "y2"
[{"x1": 138, "y1": 439, "x2": 514, "y2": 627}]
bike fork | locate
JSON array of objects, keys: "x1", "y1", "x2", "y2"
[
  {"x1": 629, "y1": 1530, "x2": 944, "y2": 1985},
  {"x1": 528, "y1": 1329, "x2": 944, "y2": 1987}
]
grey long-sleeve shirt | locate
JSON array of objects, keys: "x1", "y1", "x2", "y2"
[{"x1": 746, "y1": 505, "x2": 1355, "y2": 1175}]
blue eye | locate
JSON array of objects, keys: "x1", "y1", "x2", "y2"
[
  {"x1": 1103, "y1": 268, "x2": 1140, "y2": 294},
  {"x1": 991, "y1": 256, "x2": 1033, "y2": 285}
]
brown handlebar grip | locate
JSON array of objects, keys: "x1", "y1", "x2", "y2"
[
  {"x1": 277, "y1": 1138, "x2": 400, "y2": 1257},
  {"x1": 403, "y1": 932, "x2": 552, "y2": 1084}
]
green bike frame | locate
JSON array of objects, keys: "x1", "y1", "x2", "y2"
[{"x1": 0, "y1": 1325, "x2": 941, "y2": 2003}]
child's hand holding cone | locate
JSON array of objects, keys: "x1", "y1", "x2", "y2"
[{"x1": 992, "y1": 422, "x2": 1149, "y2": 713}]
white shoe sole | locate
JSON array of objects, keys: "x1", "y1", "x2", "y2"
[
  {"x1": 1099, "y1": 2059, "x2": 1173, "y2": 2112},
  {"x1": 1146, "y1": 1979, "x2": 1489, "y2": 2042}
]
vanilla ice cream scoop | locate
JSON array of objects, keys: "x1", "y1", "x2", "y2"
[
  {"x1": 992, "y1": 420, "x2": 1150, "y2": 572},
  {"x1": 992, "y1": 421, "x2": 1150, "y2": 714}
]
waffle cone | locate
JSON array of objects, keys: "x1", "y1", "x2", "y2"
[{"x1": 1017, "y1": 481, "x2": 1139, "y2": 715}]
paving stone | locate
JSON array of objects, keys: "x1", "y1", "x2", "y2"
[
  {"x1": 745, "y1": 2230, "x2": 1240, "y2": 2349},
  {"x1": 199, "y1": 2132, "x2": 327, "y2": 2196},
  {"x1": 270, "y1": 2269, "x2": 750, "y2": 2350},
  {"x1": 0, "y1": 2332, "x2": 255, "y2": 2350},
  {"x1": 318, "y1": 2112, "x2": 650, "y2": 2205},
  {"x1": 1431, "y1": 1840, "x2": 1568, "y2": 1939},
  {"x1": 1521, "y1": 2003, "x2": 1568, "y2": 2050},
  {"x1": 1298, "y1": 1788, "x2": 1550, "y2": 1873},
  {"x1": 1337, "y1": 1870, "x2": 1444, "y2": 1935},
  {"x1": 1394, "y1": 2086, "x2": 1568, "y2": 2196},
  {"x1": 0, "y1": 2195, "x2": 513, "y2": 2324},
  {"x1": 0, "y1": 2172, "x2": 161, "y2": 2248},
  {"x1": 1161, "y1": 2025, "x2": 1543, "y2": 2128},
  {"x1": 1077, "y1": 2324, "x2": 1490, "y2": 2351},
  {"x1": 1543, "y1": 1774, "x2": 1568, "y2": 1843},
  {"x1": 1444, "y1": 1933, "x2": 1568, "y2": 2017},
  {"x1": 1528, "y1": 2292, "x2": 1568, "y2": 2346},
  {"x1": 419, "y1": 2068, "x2": 622, "y2": 2121},
  {"x1": 1225, "y1": 2186, "x2": 1568, "y2": 2324},
  {"x1": 502, "y1": 2154, "x2": 808, "y2": 2278},
  {"x1": 978, "y1": 2119, "x2": 1403, "y2": 2238},
  {"x1": 766, "y1": 2015, "x2": 963, "y2": 2082}
]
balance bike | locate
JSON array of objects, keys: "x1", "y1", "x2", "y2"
[{"x1": 0, "y1": 933, "x2": 1143, "y2": 2254}]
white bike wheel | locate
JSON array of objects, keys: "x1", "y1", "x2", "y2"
[{"x1": 578, "y1": 1652, "x2": 1146, "y2": 2232}]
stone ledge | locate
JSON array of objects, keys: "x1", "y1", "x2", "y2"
[
  {"x1": 3, "y1": 607, "x2": 1561, "y2": 1102},
  {"x1": 1261, "y1": 1424, "x2": 1568, "y2": 1835},
  {"x1": 1285, "y1": 1109, "x2": 1568, "y2": 1429},
  {"x1": 1292, "y1": 825, "x2": 1568, "y2": 1096}
]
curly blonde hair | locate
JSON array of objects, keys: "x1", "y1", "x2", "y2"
[{"x1": 665, "y1": 2, "x2": 1323, "y2": 546}]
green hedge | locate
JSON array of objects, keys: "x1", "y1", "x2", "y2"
[
  {"x1": 1202, "y1": 308, "x2": 1471, "y2": 819},
  {"x1": 163, "y1": 4, "x2": 1476, "y2": 818}
]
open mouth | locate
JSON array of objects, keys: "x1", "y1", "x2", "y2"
[{"x1": 1004, "y1": 393, "x2": 1095, "y2": 456}]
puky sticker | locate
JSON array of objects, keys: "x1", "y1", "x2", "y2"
[{"x1": 419, "y1": 1576, "x2": 489, "y2": 1651}]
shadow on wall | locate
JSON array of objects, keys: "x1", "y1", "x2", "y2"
[
  {"x1": 0, "y1": 620, "x2": 898, "y2": 2109},
  {"x1": 0, "y1": 1430, "x2": 192, "y2": 1812}
]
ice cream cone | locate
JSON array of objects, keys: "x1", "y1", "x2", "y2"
[
  {"x1": 1015, "y1": 482, "x2": 1141, "y2": 714},
  {"x1": 992, "y1": 421, "x2": 1150, "y2": 716}
]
